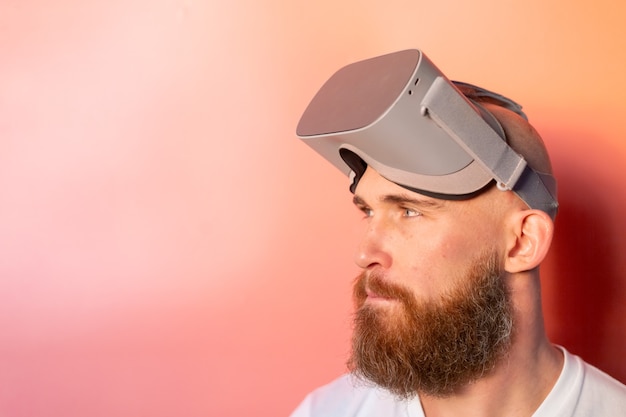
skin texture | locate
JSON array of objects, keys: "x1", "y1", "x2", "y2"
[{"x1": 349, "y1": 103, "x2": 563, "y2": 417}]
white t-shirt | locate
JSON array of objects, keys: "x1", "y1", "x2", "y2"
[{"x1": 290, "y1": 347, "x2": 626, "y2": 417}]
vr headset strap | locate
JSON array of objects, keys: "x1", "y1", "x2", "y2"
[{"x1": 421, "y1": 77, "x2": 558, "y2": 218}]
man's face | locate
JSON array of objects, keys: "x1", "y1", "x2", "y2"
[{"x1": 347, "y1": 167, "x2": 513, "y2": 398}]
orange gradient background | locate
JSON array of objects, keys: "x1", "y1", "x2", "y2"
[{"x1": 1, "y1": 1, "x2": 625, "y2": 416}]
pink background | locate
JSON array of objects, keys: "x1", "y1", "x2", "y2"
[{"x1": 1, "y1": 1, "x2": 625, "y2": 415}]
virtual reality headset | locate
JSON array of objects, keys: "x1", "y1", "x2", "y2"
[{"x1": 296, "y1": 49, "x2": 558, "y2": 219}]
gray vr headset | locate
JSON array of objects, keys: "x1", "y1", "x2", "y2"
[{"x1": 296, "y1": 49, "x2": 558, "y2": 219}]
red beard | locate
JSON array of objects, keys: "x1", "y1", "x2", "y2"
[{"x1": 348, "y1": 251, "x2": 513, "y2": 398}]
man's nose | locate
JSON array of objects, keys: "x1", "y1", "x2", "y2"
[{"x1": 354, "y1": 217, "x2": 392, "y2": 270}]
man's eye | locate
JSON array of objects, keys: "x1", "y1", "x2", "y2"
[{"x1": 403, "y1": 208, "x2": 420, "y2": 217}]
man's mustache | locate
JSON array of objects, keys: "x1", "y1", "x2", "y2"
[{"x1": 354, "y1": 271, "x2": 415, "y2": 305}]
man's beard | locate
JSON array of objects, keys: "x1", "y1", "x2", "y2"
[{"x1": 347, "y1": 251, "x2": 513, "y2": 399}]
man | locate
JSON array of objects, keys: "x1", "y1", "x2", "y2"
[{"x1": 290, "y1": 49, "x2": 626, "y2": 416}]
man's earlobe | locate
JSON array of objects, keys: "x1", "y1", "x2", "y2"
[{"x1": 504, "y1": 209, "x2": 554, "y2": 273}]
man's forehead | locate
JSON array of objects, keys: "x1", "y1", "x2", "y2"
[{"x1": 353, "y1": 167, "x2": 447, "y2": 207}]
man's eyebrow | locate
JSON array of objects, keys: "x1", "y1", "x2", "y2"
[
  {"x1": 352, "y1": 193, "x2": 444, "y2": 209},
  {"x1": 381, "y1": 193, "x2": 444, "y2": 209},
  {"x1": 352, "y1": 195, "x2": 367, "y2": 207}
]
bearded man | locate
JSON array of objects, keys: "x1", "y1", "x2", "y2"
[{"x1": 289, "y1": 49, "x2": 626, "y2": 417}]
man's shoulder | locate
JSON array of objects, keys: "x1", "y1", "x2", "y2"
[
  {"x1": 290, "y1": 374, "x2": 420, "y2": 417},
  {"x1": 538, "y1": 347, "x2": 626, "y2": 417},
  {"x1": 577, "y1": 356, "x2": 626, "y2": 415}
]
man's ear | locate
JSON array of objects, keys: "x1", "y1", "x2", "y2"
[{"x1": 504, "y1": 209, "x2": 554, "y2": 273}]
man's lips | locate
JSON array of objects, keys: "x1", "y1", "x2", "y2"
[{"x1": 365, "y1": 287, "x2": 395, "y2": 301}]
